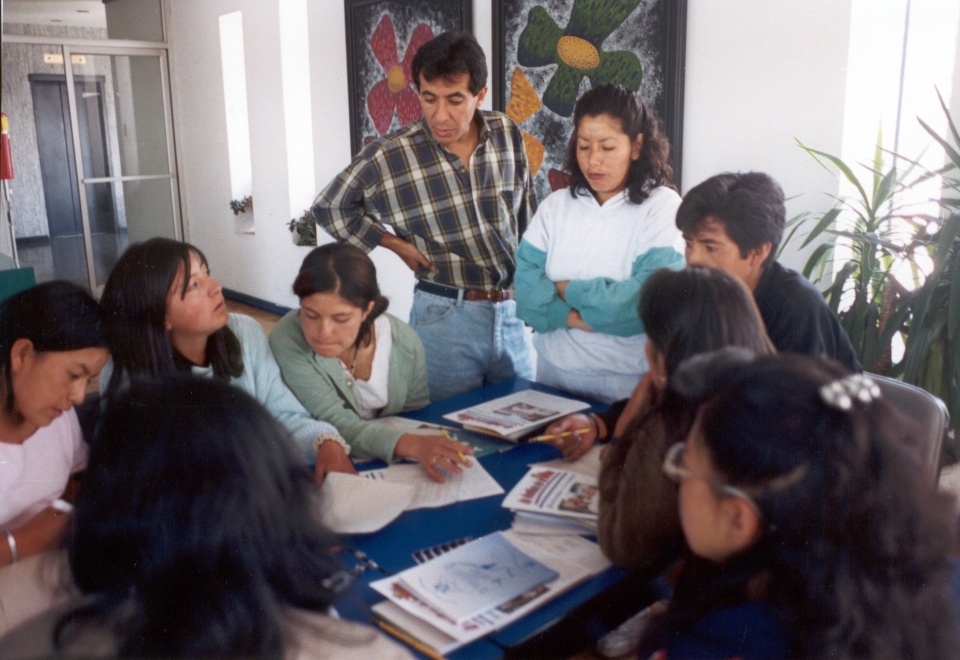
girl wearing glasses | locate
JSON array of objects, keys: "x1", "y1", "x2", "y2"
[{"x1": 648, "y1": 352, "x2": 959, "y2": 658}]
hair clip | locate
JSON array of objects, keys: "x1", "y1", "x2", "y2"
[{"x1": 818, "y1": 374, "x2": 881, "y2": 411}]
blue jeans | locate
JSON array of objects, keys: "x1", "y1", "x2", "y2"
[{"x1": 409, "y1": 290, "x2": 534, "y2": 401}]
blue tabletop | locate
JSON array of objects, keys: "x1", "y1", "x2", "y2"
[{"x1": 333, "y1": 378, "x2": 661, "y2": 658}]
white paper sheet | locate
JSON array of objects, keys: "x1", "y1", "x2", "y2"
[
  {"x1": 316, "y1": 472, "x2": 414, "y2": 534},
  {"x1": 363, "y1": 461, "x2": 504, "y2": 509}
]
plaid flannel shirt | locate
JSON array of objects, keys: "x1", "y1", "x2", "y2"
[{"x1": 312, "y1": 111, "x2": 537, "y2": 290}]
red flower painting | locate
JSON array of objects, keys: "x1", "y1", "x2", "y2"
[{"x1": 366, "y1": 15, "x2": 433, "y2": 135}]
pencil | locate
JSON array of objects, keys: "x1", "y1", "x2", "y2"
[
  {"x1": 530, "y1": 428, "x2": 590, "y2": 442},
  {"x1": 440, "y1": 428, "x2": 469, "y2": 463},
  {"x1": 374, "y1": 618, "x2": 447, "y2": 660}
]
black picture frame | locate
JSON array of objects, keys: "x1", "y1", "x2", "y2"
[
  {"x1": 344, "y1": 0, "x2": 473, "y2": 155},
  {"x1": 492, "y1": 0, "x2": 687, "y2": 199}
]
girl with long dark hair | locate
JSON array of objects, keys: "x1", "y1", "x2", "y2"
[
  {"x1": 0, "y1": 282, "x2": 108, "y2": 565},
  {"x1": 0, "y1": 376, "x2": 411, "y2": 657},
  {"x1": 648, "y1": 352, "x2": 959, "y2": 658},
  {"x1": 99, "y1": 238, "x2": 353, "y2": 481}
]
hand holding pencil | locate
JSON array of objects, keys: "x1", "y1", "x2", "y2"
[{"x1": 536, "y1": 414, "x2": 599, "y2": 461}]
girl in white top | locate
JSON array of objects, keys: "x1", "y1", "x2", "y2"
[
  {"x1": 515, "y1": 84, "x2": 684, "y2": 402},
  {"x1": 0, "y1": 282, "x2": 109, "y2": 566}
]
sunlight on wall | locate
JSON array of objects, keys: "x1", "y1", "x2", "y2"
[
  {"x1": 219, "y1": 11, "x2": 254, "y2": 234},
  {"x1": 279, "y1": 0, "x2": 315, "y2": 226},
  {"x1": 839, "y1": 0, "x2": 959, "y2": 360}
]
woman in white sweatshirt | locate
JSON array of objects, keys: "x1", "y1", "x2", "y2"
[{"x1": 515, "y1": 84, "x2": 684, "y2": 402}]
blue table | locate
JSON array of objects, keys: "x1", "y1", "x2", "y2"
[{"x1": 334, "y1": 378, "x2": 670, "y2": 658}]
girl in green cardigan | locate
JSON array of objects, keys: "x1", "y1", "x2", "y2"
[{"x1": 270, "y1": 244, "x2": 471, "y2": 482}]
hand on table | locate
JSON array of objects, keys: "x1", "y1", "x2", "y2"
[
  {"x1": 396, "y1": 433, "x2": 474, "y2": 483},
  {"x1": 313, "y1": 440, "x2": 358, "y2": 486},
  {"x1": 542, "y1": 414, "x2": 599, "y2": 461}
]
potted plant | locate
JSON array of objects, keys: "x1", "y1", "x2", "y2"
[
  {"x1": 785, "y1": 91, "x2": 960, "y2": 449},
  {"x1": 229, "y1": 195, "x2": 252, "y2": 215},
  {"x1": 288, "y1": 209, "x2": 317, "y2": 247}
]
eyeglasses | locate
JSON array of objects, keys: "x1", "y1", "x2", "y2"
[{"x1": 662, "y1": 442, "x2": 762, "y2": 518}]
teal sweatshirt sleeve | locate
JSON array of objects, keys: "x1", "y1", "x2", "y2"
[
  {"x1": 564, "y1": 247, "x2": 685, "y2": 337},
  {"x1": 514, "y1": 239, "x2": 573, "y2": 332}
]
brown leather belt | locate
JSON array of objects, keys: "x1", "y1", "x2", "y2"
[{"x1": 415, "y1": 280, "x2": 514, "y2": 303}]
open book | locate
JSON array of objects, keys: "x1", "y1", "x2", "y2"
[
  {"x1": 442, "y1": 390, "x2": 590, "y2": 441},
  {"x1": 371, "y1": 531, "x2": 610, "y2": 655}
]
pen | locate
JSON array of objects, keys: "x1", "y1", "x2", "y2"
[
  {"x1": 531, "y1": 428, "x2": 590, "y2": 442},
  {"x1": 374, "y1": 618, "x2": 446, "y2": 660},
  {"x1": 441, "y1": 428, "x2": 469, "y2": 463}
]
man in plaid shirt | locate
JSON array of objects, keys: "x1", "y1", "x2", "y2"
[{"x1": 313, "y1": 31, "x2": 537, "y2": 400}]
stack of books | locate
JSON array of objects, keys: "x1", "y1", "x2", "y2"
[{"x1": 502, "y1": 466, "x2": 600, "y2": 535}]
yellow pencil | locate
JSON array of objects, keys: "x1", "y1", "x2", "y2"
[
  {"x1": 440, "y1": 428, "x2": 469, "y2": 463},
  {"x1": 374, "y1": 618, "x2": 447, "y2": 660},
  {"x1": 530, "y1": 428, "x2": 590, "y2": 442}
]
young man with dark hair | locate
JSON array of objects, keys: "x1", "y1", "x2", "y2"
[
  {"x1": 313, "y1": 31, "x2": 536, "y2": 400},
  {"x1": 676, "y1": 171, "x2": 861, "y2": 371}
]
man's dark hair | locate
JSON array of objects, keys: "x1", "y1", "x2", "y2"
[
  {"x1": 675, "y1": 172, "x2": 786, "y2": 267},
  {"x1": 411, "y1": 31, "x2": 487, "y2": 95}
]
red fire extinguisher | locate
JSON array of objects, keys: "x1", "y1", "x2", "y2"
[{"x1": 0, "y1": 113, "x2": 13, "y2": 180}]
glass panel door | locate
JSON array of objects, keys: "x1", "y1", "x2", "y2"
[{"x1": 66, "y1": 48, "x2": 180, "y2": 292}]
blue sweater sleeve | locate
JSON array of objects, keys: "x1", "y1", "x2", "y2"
[
  {"x1": 564, "y1": 247, "x2": 685, "y2": 337},
  {"x1": 234, "y1": 315, "x2": 344, "y2": 464},
  {"x1": 514, "y1": 239, "x2": 573, "y2": 332}
]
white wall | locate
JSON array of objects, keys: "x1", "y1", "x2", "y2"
[
  {"x1": 683, "y1": 0, "x2": 852, "y2": 271},
  {"x1": 167, "y1": 0, "x2": 856, "y2": 315}
]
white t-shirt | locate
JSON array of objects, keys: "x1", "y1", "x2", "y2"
[
  {"x1": 342, "y1": 315, "x2": 393, "y2": 420},
  {"x1": 0, "y1": 409, "x2": 86, "y2": 530}
]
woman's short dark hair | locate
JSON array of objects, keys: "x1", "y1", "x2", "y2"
[
  {"x1": 293, "y1": 243, "x2": 389, "y2": 348},
  {"x1": 61, "y1": 375, "x2": 345, "y2": 655},
  {"x1": 566, "y1": 84, "x2": 675, "y2": 205},
  {"x1": 674, "y1": 172, "x2": 786, "y2": 267},
  {"x1": 100, "y1": 238, "x2": 242, "y2": 401},
  {"x1": 411, "y1": 30, "x2": 487, "y2": 95},
  {"x1": 0, "y1": 281, "x2": 105, "y2": 412},
  {"x1": 639, "y1": 266, "x2": 775, "y2": 377},
  {"x1": 661, "y1": 353, "x2": 960, "y2": 658}
]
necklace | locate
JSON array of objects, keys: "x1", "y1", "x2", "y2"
[{"x1": 348, "y1": 343, "x2": 360, "y2": 376}]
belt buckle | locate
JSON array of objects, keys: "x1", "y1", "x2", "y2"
[{"x1": 486, "y1": 290, "x2": 496, "y2": 302}]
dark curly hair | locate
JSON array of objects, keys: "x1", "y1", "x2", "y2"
[
  {"x1": 566, "y1": 84, "x2": 674, "y2": 204},
  {"x1": 59, "y1": 375, "x2": 346, "y2": 655},
  {"x1": 653, "y1": 353, "x2": 960, "y2": 659},
  {"x1": 293, "y1": 243, "x2": 389, "y2": 349}
]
